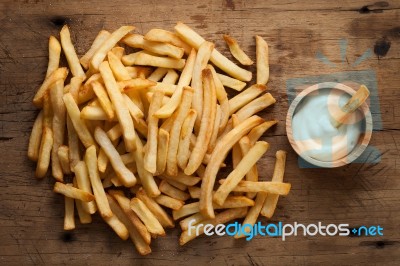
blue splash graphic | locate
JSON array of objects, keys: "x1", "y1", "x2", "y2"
[
  {"x1": 316, "y1": 50, "x2": 337, "y2": 68},
  {"x1": 340, "y1": 39, "x2": 348, "y2": 64},
  {"x1": 352, "y1": 49, "x2": 372, "y2": 67}
]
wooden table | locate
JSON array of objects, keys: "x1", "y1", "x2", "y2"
[{"x1": 1, "y1": 0, "x2": 399, "y2": 265}]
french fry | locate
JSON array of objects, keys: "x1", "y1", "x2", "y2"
[
  {"x1": 238, "y1": 136, "x2": 258, "y2": 199},
  {"x1": 165, "y1": 179, "x2": 187, "y2": 191},
  {"x1": 85, "y1": 145, "x2": 113, "y2": 218},
  {"x1": 256, "y1": 35, "x2": 269, "y2": 85},
  {"x1": 231, "y1": 115, "x2": 242, "y2": 172},
  {"x1": 179, "y1": 212, "x2": 205, "y2": 231},
  {"x1": 146, "y1": 92, "x2": 170, "y2": 107},
  {"x1": 236, "y1": 93, "x2": 276, "y2": 121},
  {"x1": 73, "y1": 177, "x2": 92, "y2": 224},
  {"x1": 63, "y1": 93, "x2": 95, "y2": 148},
  {"x1": 66, "y1": 115, "x2": 80, "y2": 171},
  {"x1": 174, "y1": 22, "x2": 252, "y2": 81},
  {"x1": 213, "y1": 141, "x2": 269, "y2": 205},
  {"x1": 79, "y1": 74, "x2": 100, "y2": 104},
  {"x1": 223, "y1": 34, "x2": 254, "y2": 65},
  {"x1": 108, "y1": 51, "x2": 131, "y2": 81},
  {"x1": 80, "y1": 30, "x2": 111, "y2": 69},
  {"x1": 207, "y1": 105, "x2": 221, "y2": 153},
  {"x1": 159, "y1": 180, "x2": 190, "y2": 201},
  {"x1": 126, "y1": 66, "x2": 153, "y2": 79},
  {"x1": 33, "y1": 67, "x2": 68, "y2": 107},
  {"x1": 50, "y1": 79, "x2": 66, "y2": 181},
  {"x1": 123, "y1": 33, "x2": 184, "y2": 59},
  {"x1": 74, "y1": 161, "x2": 97, "y2": 214},
  {"x1": 120, "y1": 78, "x2": 157, "y2": 92},
  {"x1": 185, "y1": 69, "x2": 216, "y2": 175},
  {"x1": 166, "y1": 86, "x2": 194, "y2": 176},
  {"x1": 154, "y1": 194, "x2": 184, "y2": 210},
  {"x1": 130, "y1": 198, "x2": 165, "y2": 236},
  {"x1": 217, "y1": 73, "x2": 246, "y2": 91},
  {"x1": 218, "y1": 180, "x2": 291, "y2": 195},
  {"x1": 177, "y1": 109, "x2": 197, "y2": 169},
  {"x1": 60, "y1": 25, "x2": 86, "y2": 79},
  {"x1": 100, "y1": 61, "x2": 136, "y2": 151},
  {"x1": 173, "y1": 202, "x2": 200, "y2": 220},
  {"x1": 200, "y1": 115, "x2": 264, "y2": 219},
  {"x1": 148, "y1": 82, "x2": 176, "y2": 96},
  {"x1": 103, "y1": 215, "x2": 130, "y2": 241},
  {"x1": 64, "y1": 184, "x2": 75, "y2": 231},
  {"x1": 109, "y1": 190, "x2": 151, "y2": 244},
  {"x1": 111, "y1": 46, "x2": 125, "y2": 60},
  {"x1": 122, "y1": 52, "x2": 186, "y2": 69},
  {"x1": 81, "y1": 105, "x2": 116, "y2": 121},
  {"x1": 92, "y1": 81, "x2": 115, "y2": 120},
  {"x1": 247, "y1": 120, "x2": 278, "y2": 145},
  {"x1": 156, "y1": 128, "x2": 169, "y2": 175},
  {"x1": 107, "y1": 124, "x2": 122, "y2": 142},
  {"x1": 179, "y1": 207, "x2": 247, "y2": 245},
  {"x1": 106, "y1": 194, "x2": 151, "y2": 254},
  {"x1": 136, "y1": 188, "x2": 174, "y2": 228},
  {"x1": 94, "y1": 127, "x2": 136, "y2": 187},
  {"x1": 188, "y1": 186, "x2": 201, "y2": 199},
  {"x1": 27, "y1": 111, "x2": 43, "y2": 161},
  {"x1": 54, "y1": 182, "x2": 95, "y2": 202},
  {"x1": 144, "y1": 29, "x2": 192, "y2": 54},
  {"x1": 228, "y1": 84, "x2": 267, "y2": 115},
  {"x1": 144, "y1": 91, "x2": 164, "y2": 173},
  {"x1": 35, "y1": 127, "x2": 53, "y2": 178},
  {"x1": 261, "y1": 150, "x2": 287, "y2": 218},
  {"x1": 46, "y1": 36, "x2": 62, "y2": 78},
  {"x1": 154, "y1": 49, "x2": 196, "y2": 118},
  {"x1": 90, "y1": 26, "x2": 135, "y2": 71},
  {"x1": 162, "y1": 69, "x2": 179, "y2": 84},
  {"x1": 57, "y1": 145, "x2": 71, "y2": 175},
  {"x1": 147, "y1": 67, "x2": 168, "y2": 82},
  {"x1": 162, "y1": 172, "x2": 201, "y2": 187},
  {"x1": 123, "y1": 94, "x2": 144, "y2": 122}
]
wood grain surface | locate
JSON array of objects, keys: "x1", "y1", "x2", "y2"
[{"x1": 0, "y1": 0, "x2": 399, "y2": 265}]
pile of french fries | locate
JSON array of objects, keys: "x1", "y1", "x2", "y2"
[{"x1": 28, "y1": 22, "x2": 291, "y2": 255}]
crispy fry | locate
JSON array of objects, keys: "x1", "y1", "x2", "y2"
[
  {"x1": 74, "y1": 161, "x2": 97, "y2": 214},
  {"x1": 46, "y1": 36, "x2": 62, "y2": 78},
  {"x1": 177, "y1": 109, "x2": 197, "y2": 169},
  {"x1": 60, "y1": 25, "x2": 86, "y2": 79},
  {"x1": 200, "y1": 115, "x2": 264, "y2": 218},
  {"x1": 33, "y1": 67, "x2": 68, "y2": 107},
  {"x1": 63, "y1": 93, "x2": 95, "y2": 148},
  {"x1": 156, "y1": 128, "x2": 169, "y2": 175},
  {"x1": 103, "y1": 213, "x2": 130, "y2": 240},
  {"x1": 130, "y1": 198, "x2": 165, "y2": 236},
  {"x1": 179, "y1": 212, "x2": 205, "y2": 231},
  {"x1": 167, "y1": 86, "x2": 194, "y2": 176},
  {"x1": 207, "y1": 105, "x2": 221, "y2": 153},
  {"x1": 64, "y1": 185, "x2": 75, "y2": 231},
  {"x1": 54, "y1": 182, "x2": 95, "y2": 202},
  {"x1": 218, "y1": 180, "x2": 291, "y2": 195},
  {"x1": 147, "y1": 67, "x2": 168, "y2": 82},
  {"x1": 148, "y1": 82, "x2": 176, "y2": 96},
  {"x1": 100, "y1": 61, "x2": 136, "y2": 151},
  {"x1": 162, "y1": 69, "x2": 179, "y2": 84},
  {"x1": 174, "y1": 22, "x2": 251, "y2": 81},
  {"x1": 66, "y1": 115, "x2": 80, "y2": 171},
  {"x1": 144, "y1": 91, "x2": 164, "y2": 173},
  {"x1": 159, "y1": 180, "x2": 190, "y2": 201},
  {"x1": 81, "y1": 105, "x2": 115, "y2": 121},
  {"x1": 122, "y1": 52, "x2": 185, "y2": 69},
  {"x1": 217, "y1": 73, "x2": 246, "y2": 91},
  {"x1": 173, "y1": 202, "x2": 199, "y2": 220},
  {"x1": 79, "y1": 74, "x2": 100, "y2": 104},
  {"x1": 223, "y1": 34, "x2": 253, "y2": 65},
  {"x1": 144, "y1": 29, "x2": 192, "y2": 54},
  {"x1": 162, "y1": 172, "x2": 201, "y2": 187},
  {"x1": 256, "y1": 35, "x2": 269, "y2": 85},
  {"x1": 231, "y1": 115, "x2": 242, "y2": 172},
  {"x1": 165, "y1": 179, "x2": 187, "y2": 191},
  {"x1": 57, "y1": 145, "x2": 71, "y2": 175},
  {"x1": 35, "y1": 127, "x2": 53, "y2": 178},
  {"x1": 85, "y1": 146, "x2": 113, "y2": 218},
  {"x1": 154, "y1": 194, "x2": 184, "y2": 210},
  {"x1": 80, "y1": 30, "x2": 111, "y2": 69},
  {"x1": 185, "y1": 69, "x2": 216, "y2": 175},
  {"x1": 236, "y1": 93, "x2": 276, "y2": 121},
  {"x1": 261, "y1": 150, "x2": 287, "y2": 218},
  {"x1": 90, "y1": 26, "x2": 135, "y2": 71},
  {"x1": 92, "y1": 81, "x2": 115, "y2": 120},
  {"x1": 108, "y1": 51, "x2": 131, "y2": 81},
  {"x1": 75, "y1": 197, "x2": 93, "y2": 224},
  {"x1": 247, "y1": 120, "x2": 278, "y2": 145},
  {"x1": 188, "y1": 186, "x2": 201, "y2": 199},
  {"x1": 120, "y1": 78, "x2": 157, "y2": 92},
  {"x1": 111, "y1": 46, "x2": 125, "y2": 59},
  {"x1": 229, "y1": 84, "x2": 267, "y2": 115},
  {"x1": 28, "y1": 111, "x2": 43, "y2": 161},
  {"x1": 123, "y1": 94, "x2": 145, "y2": 122},
  {"x1": 238, "y1": 136, "x2": 258, "y2": 198}
]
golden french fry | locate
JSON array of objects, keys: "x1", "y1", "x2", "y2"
[
  {"x1": 80, "y1": 30, "x2": 111, "y2": 69},
  {"x1": 28, "y1": 111, "x2": 43, "y2": 161},
  {"x1": 223, "y1": 34, "x2": 254, "y2": 65},
  {"x1": 92, "y1": 81, "x2": 115, "y2": 120},
  {"x1": 33, "y1": 67, "x2": 68, "y2": 107},
  {"x1": 236, "y1": 93, "x2": 276, "y2": 121},
  {"x1": 200, "y1": 115, "x2": 264, "y2": 219},
  {"x1": 90, "y1": 26, "x2": 135, "y2": 71},
  {"x1": 188, "y1": 186, "x2": 201, "y2": 199},
  {"x1": 162, "y1": 172, "x2": 201, "y2": 187},
  {"x1": 166, "y1": 86, "x2": 194, "y2": 176},
  {"x1": 63, "y1": 93, "x2": 95, "y2": 148},
  {"x1": 108, "y1": 51, "x2": 131, "y2": 81},
  {"x1": 256, "y1": 35, "x2": 269, "y2": 85},
  {"x1": 219, "y1": 180, "x2": 291, "y2": 195},
  {"x1": 185, "y1": 69, "x2": 216, "y2": 175},
  {"x1": 146, "y1": 92, "x2": 170, "y2": 107},
  {"x1": 122, "y1": 94, "x2": 144, "y2": 122},
  {"x1": 66, "y1": 115, "x2": 80, "y2": 171},
  {"x1": 247, "y1": 120, "x2": 278, "y2": 145},
  {"x1": 191, "y1": 42, "x2": 214, "y2": 129},
  {"x1": 106, "y1": 194, "x2": 151, "y2": 254},
  {"x1": 46, "y1": 36, "x2": 61, "y2": 78},
  {"x1": 94, "y1": 127, "x2": 136, "y2": 187},
  {"x1": 207, "y1": 105, "x2": 221, "y2": 153},
  {"x1": 75, "y1": 198, "x2": 92, "y2": 224},
  {"x1": 231, "y1": 115, "x2": 242, "y2": 172},
  {"x1": 64, "y1": 185, "x2": 75, "y2": 231},
  {"x1": 126, "y1": 66, "x2": 153, "y2": 79},
  {"x1": 147, "y1": 67, "x2": 168, "y2": 82},
  {"x1": 156, "y1": 128, "x2": 169, "y2": 175},
  {"x1": 136, "y1": 188, "x2": 174, "y2": 228},
  {"x1": 57, "y1": 145, "x2": 71, "y2": 175},
  {"x1": 85, "y1": 145, "x2": 113, "y2": 218},
  {"x1": 144, "y1": 91, "x2": 164, "y2": 173},
  {"x1": 123, "y1": 33, "x2": 184, "y2": 59},
  {"x1": 35, "y1": 127, "x2": 53, "y2": 178},
  {"x1": 159, "y1": 180, "x2": 190, "y2": 201},
  {"x1": 74, "y1": 161, "x2": 97, "y2": 214},
  {"x1": 177, "y1": 109, "x2": 197, "y2": 169},
  {"x1": 162, "y1": 69, "x2": 179, "y2": 84},
  {"x1": 130, "y1": 198, "x2": 165, "y2": 236},
  {"x1": 261, "y1": 150, "x2": 287, "y2": 218},
  {"x1": 174, "y1": 22, "x2": 252, "y2": 81},
  {"x1": 78, "y1": 74, "x2": 100, "y2": 104},
  {"x1": 100, "y1": 61, "x2": 136, "y2": 151},
  {"x1": 154, "y1": 194, "x2": 184, "y2": 210},
  {"x1": 179, "y1": 207, "x2": 247, "y2": 245},
  {"x1": 229, "y1": 84, "x2": 267, "y2": 115},
  {"x1": 80, "y1": 105, "x2": 114, "y2": 121},
  {"x1": 179, "y1": 212, "x2": 205, "y2": 231},
  {"x1": 54, "y1": 182, "x2": 95, "y2": 202},
  {"x1": 111, "y1": 46, "x2": 125, "y2": 60},
  {"x1": 103, "y1": 213, "x2": 130, "y2": 240},
  {"x1": 238, "y1": 136, "x2": 258, "y2": 199},
  {"x1": 144, "y1": 29, "x2": 192, "y2": 54},
  {"x1": 148, "y1": 82, "x2": 176, "y2": 96},
  {"x1": 173, "y1": 202, "x2": 199, "y2": 220},
  {"x1": 122, "y1": 52, "x2": 185, "y2": 69},
  {"x1": 60, "y1": 25, "x2": 86, "y2": 79},
  {"x1": 120, "y1": 78, "x2": 156, "y2": 92},
  {"x1": 154, "y1": 49, "x2": 196, "y2": 118},
  {"x1": 165, "y1": 179, "x2": 187, "y2": 191},
  {"x1": 213, "y1": 141, "x2": 269, "y2": 205},
  {"x1": 217, "y1": 73, "x2": 246, "y2": 91}
]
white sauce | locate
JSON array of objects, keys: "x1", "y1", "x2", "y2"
[{"x1": 292, "y1": 88, "x2": 363, "y2": 162}]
